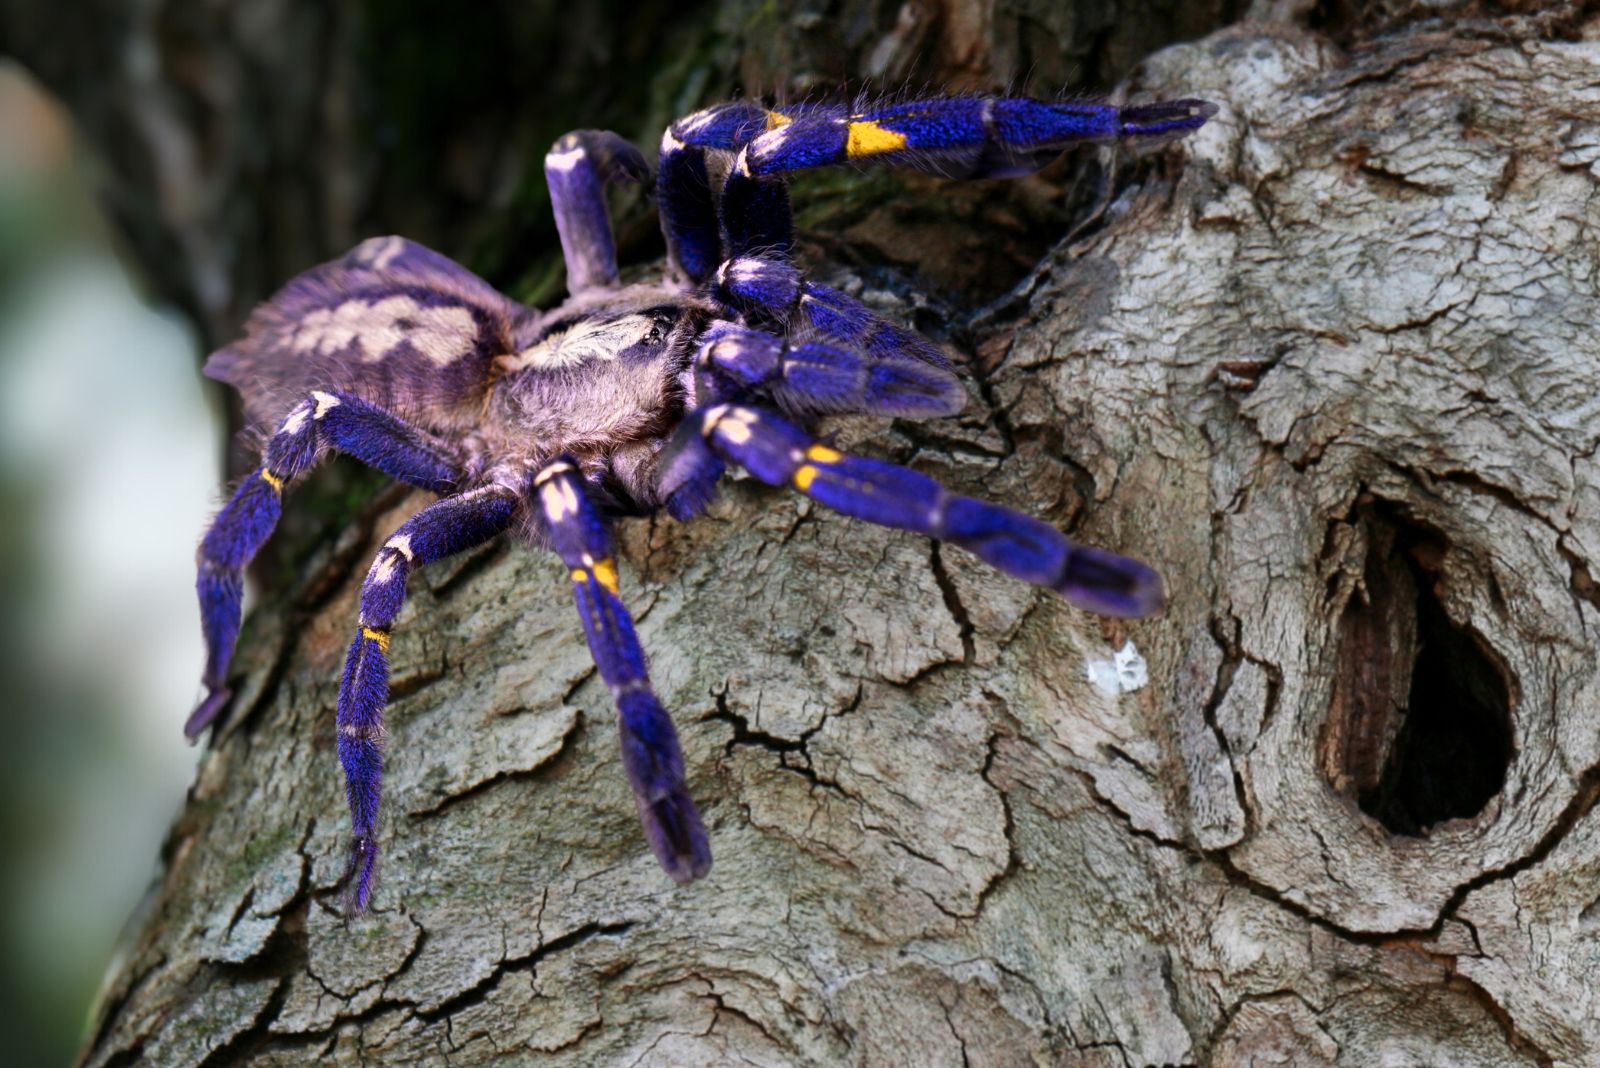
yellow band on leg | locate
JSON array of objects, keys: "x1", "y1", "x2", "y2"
[
  {"x1": 805, "y1": 444, "x2": 842, "y2": 463},
  {"x1": 592, "y1": 557, "x2": 620, "y2": 594},
  {"x1": 259, "y1": 467, "x2": 285, "y2": 493},
  {"x1": 362, "y1": 627, "x2": 391, "y2": 654},
  {"x1": 570, "y1": 558, "x2": 621, "y2": 595},
  {"x1": 846, "y1": 120, "x2": 908, "y2": 158}
]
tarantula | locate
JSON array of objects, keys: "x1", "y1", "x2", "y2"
[{"x1": 192, "y1": 93, "x2": 1215, "y2": 911}]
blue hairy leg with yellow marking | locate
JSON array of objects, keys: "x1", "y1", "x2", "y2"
[
  {"x1": 690, "y1": 404, "x2": 1162, "y2": 618},
  {"x1": 337, "y1": 487, "x2": 518, "y2": 912},
  {"x1": 658, "y1": 94, "x2": 1216, "y2": 280},
  {"x1": 738, "y1": 96, "x2": 1217, "y2": 176},
  {"x1": 533, "y1": 457, "x2": 711, "y2": 884},
  {"x1": 191, "y1": 390, "x2": 460, "y2": 738}
]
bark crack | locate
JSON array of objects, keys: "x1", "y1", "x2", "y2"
[
  {"x1": 414, "y1": 921, "x2": 635, "y2": 1026},
  {"x1": 406, "y1": 708, "x2": 585, "y2": 821},
  {"x1": 929, "y1": 541, "x2": 977, "y2": 665},
  {"x1": 972, "y1": 724, "x2": 1023, "y2": 919},
  {"x1": 1202, "y1": 609, "x2": 1255, "y2": 836},
  {"x1": 1443, "y1": 974, "x2": 1556, "y2": 1068}
]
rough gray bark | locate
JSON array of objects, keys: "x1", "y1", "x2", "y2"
[{"x1": 58, "y1": 4, "x2": 1600, "y2": 1067}]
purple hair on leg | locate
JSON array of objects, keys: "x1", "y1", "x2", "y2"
[
  {"x1": 190, "y1": 472, "x2": 280, "y2": 737},
  {"x1": 659, "y1": 100, "x2": 790, "y2": 283},
  {"x1": 693, "y1": 403, "x2": 1164, "y2": 618},
  {"x1": 339, "y1": 627, "x2": 388, "y2": 913},
  {"x1": 711, "y1": 256, "x2": 951, "y2": 370},
  {"x1": 694, "y1": 322, "x2": 964, "y2": 419},
  {"x1": 658, "y1": 423, "x2": 727, "y2": 521},
  {"x1": 189, "y1": 392, "x2": 462, "y2": 738},
  {"x1": 335, "y1": 486, "x2": 517, "y2": 913},
  {"x1": 546, "y1": 130, "x2": 650, "y2": 294},
  {"x1": 617, "y1": 689, "x2": 711, "y2": 882},
  {"x1": 720, "y1": 151, "x2": 794, "y2": 261}
]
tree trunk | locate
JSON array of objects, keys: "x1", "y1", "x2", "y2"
[{"x1": 43, "y1": 3, "x2": 1600, "y2": 1065}]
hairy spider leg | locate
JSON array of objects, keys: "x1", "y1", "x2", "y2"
[
  {"x1": 719, "y1": 153, "x2": 794, "y2": 264},
  {"x1": 690, "y1": 403, "x2": 1163, "y2": 618},
  {"x1": 661, "y1": 94, "x2": 1216, "y2": 276},
  {"x1": 338, "y1": 486, "x2": 518, "y2": 913},
  {"x1": 692, "y1": 320, "x2": 964, "y2": 419},
  {"x1": 545, "y1": 130, "x2": 652, "y2": 293},
  {"x1": 532, "y1": 457, "x2": 712, "y2": 884},
  {"x1": 657, "y1": 101, "x2": 764, "y2": 284},
  {"x1": 190, "y1": 391, "x2": 460, "y2": 738},
  {"x1": 712, "y1": 255, "x2": 950, "y2": 369},
  {"x1": 737, "y1": 95, "x2": 1218, "y2": 180}
]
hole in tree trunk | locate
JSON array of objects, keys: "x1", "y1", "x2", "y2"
[{"x1": 1322, "y1": 502, "x2": 1514, "y2": 836}]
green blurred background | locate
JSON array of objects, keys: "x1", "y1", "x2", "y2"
[{"x1": 0, "y1": 62, "x2": 211, "y2": 1066}]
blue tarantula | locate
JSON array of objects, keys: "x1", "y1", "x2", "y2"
[{"x1": 192, "y1": 94, "x2": 1215, "y2": 912}]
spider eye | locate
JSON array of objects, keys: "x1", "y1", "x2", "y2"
[
  {"x1": 645, "y1": 311, "x2": 678, "y2": 347},
  {"x1": 650, "y1": 310, "x2": 677, "y2": 343}
]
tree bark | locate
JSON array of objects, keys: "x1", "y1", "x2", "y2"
[{"x1": 42, "y1": 2, "x2": 1600, "y2": 1065}]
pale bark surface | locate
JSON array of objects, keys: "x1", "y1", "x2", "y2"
[{"x1": 56, "y1": 4, "x2": 1600, "y2": 1067}]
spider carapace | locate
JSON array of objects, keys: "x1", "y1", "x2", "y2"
[{"x1": 192, "y1": 94, "x2": 1217, "y2": 911}]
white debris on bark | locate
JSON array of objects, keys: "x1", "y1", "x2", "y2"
[{"x1": 83, "y1": 17, "x2": 1600, "y2": 1068}]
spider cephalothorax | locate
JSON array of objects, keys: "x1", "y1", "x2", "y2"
[{"x1": 192, "y1": 94, "x2": 1216, "y2": 911}]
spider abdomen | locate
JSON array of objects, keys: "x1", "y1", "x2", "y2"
[{"x1": 205, "y1": 237, "x2": 530, "y2": 437}]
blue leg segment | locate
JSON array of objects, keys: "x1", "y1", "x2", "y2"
[
  {"x1": 713, "y1": 256, "x2": 949, "y2": 370},
  {"x1": 720, "y1": 159, "x2": 793, "y2": 263},
  {"x1": 189, "y1": 391, "x2": 460, "y2": 739},
  {"x1": 546, "y1": 130, "x2": 651, "y2": 293},
  {"x1": 737, "y1": 96, "x2": 1217, "y2": 179},
  {"x1": 657, "y1": 130, "x2": 721, "y2": 284},
  {"x1": 694, "y1": 322, "x2": 964, "y2": 418},
  {"x1": 658, "y1": 424, "x2": 727, "y2": 522},
  {"x1": 658, "y1": 103, "x2": 775, "y2": 282},
  {"x1": 692, "y1": 404, "x2": 1163, "y2": 618},
  {"x1": 658, "y1": 95, "x2": 1215, "y2": 278},
  {"x1": 532, "y1": 457, "x2": 711, "y2": 884},
  {"x1": 337, "y1": 486, "x2": 518, "y2": 913}
]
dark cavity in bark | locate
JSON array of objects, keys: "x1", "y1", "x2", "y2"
[{"x1": 1325, "y1": 500, "x2": 1513, "y2": 836}]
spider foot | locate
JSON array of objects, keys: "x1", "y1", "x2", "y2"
[
  {"x1": 1117, "y1": 98, "x2": 1219, "y2": 141},
  {"x1": 619, "y1": 690, "x2": 712, "y2": 883},
  {"x1": 184, "y1": 688, "x2": 233, "y2": 741},
  {"x1": 343, "y1": 834, "x2": 379, "y2": 916}
]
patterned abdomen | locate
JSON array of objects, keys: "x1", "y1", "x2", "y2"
[{"x1": 206, "y1": 237, "x2": 530, "y2": 435}]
